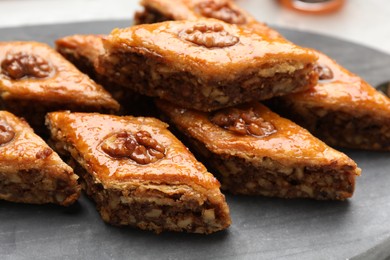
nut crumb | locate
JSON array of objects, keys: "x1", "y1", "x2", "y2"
[
  {"x1": 35, "y1": 148, "x2": 53, "y2": 159},
  {"x1": 0, "y1": 119, "x2": 15, "y2": 145},
  {"x1": 314, "y1": 64, "x2": 333, "y2": 80}
]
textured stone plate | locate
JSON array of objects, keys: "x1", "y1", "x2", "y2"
[{"x1": 1, "y1": 21, "x2": 390, "y2": 260}]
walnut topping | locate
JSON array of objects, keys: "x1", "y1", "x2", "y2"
[
  {"x1": 195, "y1": 0, "x2": 247, "y2": 25},
  {"x1": 101, "y1": 131, "x2": 165, "y2": 164},
  {"x1": 180, "y1": 23, "x2": 239, "y2": 48},
  {"x1": 1, "y1": 52, "x2": 53, "y2": 80},
  {"x1": 210, "y1": 107, "x2": 276, "y2": 137},
  {"x1": 314, "y1": 64, "x2": 333, "y2": 80},
  {"x1": 0, "y1": 119, "x2": 15, "y2": 145}
]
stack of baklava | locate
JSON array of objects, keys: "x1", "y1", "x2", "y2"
[{"x1": 1, "y1": 0, "x2": 390, "y2": 234}]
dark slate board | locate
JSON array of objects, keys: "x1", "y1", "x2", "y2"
[{"x1": 1, "y1": 20, "x2": 390, "y2": 260}]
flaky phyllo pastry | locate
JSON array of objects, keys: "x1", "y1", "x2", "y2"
[
  {"x1": 0, "y1": 41, "x2": 119, "y2": 133},
  {"x1": 157, "y1": 100, "x2": 361, "y2": 200},
  {"x1": 0, "y1": 110, "x2": 80, "y2": 205},
  {"x1": 46, "y1": 111, "x2": 231, "y2": 233},
  {"x1": 136, "y1": 0, "x2": 390, "y2": 151}
]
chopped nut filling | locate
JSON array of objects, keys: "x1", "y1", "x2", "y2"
[
  {"x1": 0, "y1": 169, "x2": 79, "y2": 206},
  {"x1": 214, "y1": 155, "x2": 355, "y2": 200},
  {"x1": 268, "y1": 101, "x2": 390, "y2": 151},
  {"x1": 195, "y1": 0, "x2": 247, "y2": 25},
  {"x1": 0, "y1": 119, "x2": 15, "y2": 145},
  {"x1": 180, "y1": 23, "x2": 239, "y2": 48},
  {"x1": 65, "y1": 155, "x2": 229, "y2": 233},
  {"x1": 99, "y1": 42, "x2": 317, "y2": 111},
  {"x1": 101, "y1": 131, "x2": 165, "y2": 164},
  {"x1": 210, "y1": 107, "x2": 276, "y2": 137},
  {"x1": 314, "y1": 64, "x2": 333, "y2": 81},
  {"x1": 1, "y1": 52, "x2": 53, "y2": 80}
]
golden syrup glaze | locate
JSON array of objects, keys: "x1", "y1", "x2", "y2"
[
  {"x1": 151, "y1": 1, "x2": 389, "y2": 119},
  {"x1": 0, "y1": 111, "x2": 74, "y2": 176},
  {"x1": 55, "y1": 35, "x2": 105, "y2": 64},
  {"x1": 104, "y1": 19, "x2": 317, "y2": 81},
  {"x1": 177, "y1": 1, "x2": 390, "y2": 119},
  {"x1": 156, "y1": 100, "x2": 360, "y2": 174},
  {"x1": 139, "y1": 0, "x2": 283, "y2": 39},
  {"x1": 46, "y1": 112, "x2": 221, "y2": 190},
  {"x1": 0, "y1": 41, "x2": 119, "y2": 111},
  {"x1": 285, "y1": 51, "x2": 390, "y2": 117}
]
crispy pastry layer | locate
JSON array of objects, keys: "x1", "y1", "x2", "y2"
[
  {"x1": 0, "y1": 111, "x2": 80, "y2": 206},
  {"x1": 46, "y1": 112, "x2": 231, "y2": 233},
  {"x1": 0, "y1": 41, "x2": 119, "y2": 133},
  {"x1": 138, "y1": 0, "x2": 390, "y2": 151},
  {"x1": 98, "y1": 19, "x2": 318, "y2": 111},
  {"x1": 267, "y1": 52, "x2": 390, "y2": 151},
  {"x1": 156, "y1": 100, "x2": 361, "y2": 200}
]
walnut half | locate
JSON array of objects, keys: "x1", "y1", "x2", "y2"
[
  {"x1": 101, "y1": 130, "x2": 165, "y2": 164},
  {"x1": 1, "y1": 52, "x2": 53, "y2": 80},
  {"x1": 0, "y1": 119, "x2": 15, "y2": 145},
  {"x1": 180, "y1": 23, "x2": 239, "y2": 48},
  {"x1": 210, "y1": 107, "x2": 276, "y2": 137}
]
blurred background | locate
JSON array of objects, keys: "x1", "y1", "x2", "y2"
[{"x1": 0, "y1": 0, "x2": 389, "y2": 55}]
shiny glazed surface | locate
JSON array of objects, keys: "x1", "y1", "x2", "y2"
[
  {"x1": 157, "y1": 100, "x2": 360, "y2": 172},
  {"x1": 46, "y1": 112, "x2": 220, "y2": 189},
  {"x1": 0, "y1": 110, "x2": 73, "y2": 174},
  {"x1": 285, "y1": 51, "x2": 390, "y2": 117},
  {"x1": 104, "y1": 19, "x2": 317, "y2": 79},
  {"x1": 141, "y1": 0, "x2": 390, "y2": 119},
  {"x1": 0, "y1": 41, "x2": 119, "y2": 110}
]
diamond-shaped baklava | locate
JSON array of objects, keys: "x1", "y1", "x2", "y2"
[
  {"x1": 0, "y1": 110, "x2": 80, "y2": 205},
  {"x1": 141, "y1": 0, "x2": 390, "y2": 151},
  {"x1": 0, "y1": 41, "x2": 119, "y2": 133},
  {"x1": 46, "y1": 111, "x2": 231, "y2": 233},
  {"x1": 156, "y1": 100, "x2": 361, "y2": 200},
  {"x1": 98, "y1": 19, "x2": 318, "y2": 111},
  {"x1": 268, "y1": 51, "x2": 390, "y2": 151}
]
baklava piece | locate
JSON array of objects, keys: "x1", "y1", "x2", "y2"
[
  {"x1": 148, "y1": 0, "x2": 390, "y2": 151},
  {"x1": 156, "y1": 100, "x2": 361, "y2": 200},
  {"x1": 55, "y1": 35, "x2": 151, "y2": 115},
  {"x1": 98, "y1": 19, "x2": 318, "y2": 112},
  {"x1": 268, "y1": 51, "x2": 390, "y2": 151},
  {"x1": 46, "y1": 111, "x2": 231, "y2": 233},
  {"x1": 0, "y1": 41, "x2": 119, "y2": 133},
  {"x1": 135, "y1": 0, "x2": 282, "y2": 39},
  {"x1": 0, "y1": 111, "x2": 80, "y2": 205}
]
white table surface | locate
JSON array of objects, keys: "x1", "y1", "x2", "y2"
[{"x1": 0, "y1": 0, "x2": 390, "y2": 55}]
